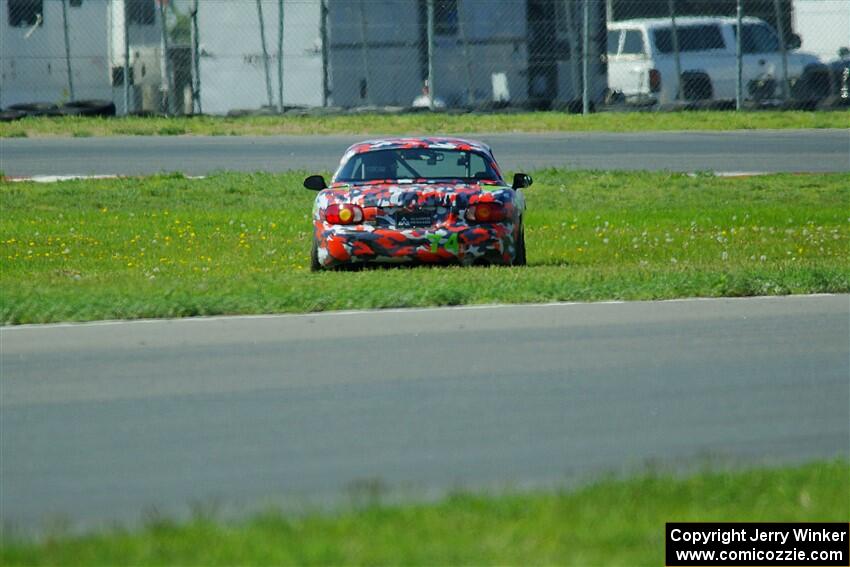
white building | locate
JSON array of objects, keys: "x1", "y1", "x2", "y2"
[
  {"x1": 793, "y1": 0, "x2": 850, "y2": 62},
  {"x1": 0, "y1": 0, "x2": 161, "y2": 112},
  {"x1": 2, "y1": 0, "x2": 608, "y2": 113}
]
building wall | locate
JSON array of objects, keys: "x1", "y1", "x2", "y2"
[
  {"x1": 793, "y1": 0, "x2": 850, "y2": 62},
  {"x1": 195, "y1": 0, "x2": 323, "y2": 114},
  {"x1": 327, "y1": 0, "x2": 605, "y2": 108},
  {"x1": 431, "y1": 0, "x2": 528, "y2": 106},
  {"x1": 327, "y1": 0, "x2": 422, "y2": 107},
  {"x1": 1, "y1": 0, "x2": 111, "y2": 107}
]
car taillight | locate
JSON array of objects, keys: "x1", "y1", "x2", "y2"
[
  {"x1": 466, "y1": 202, "x2": 507, "y2": 223},
  {"x1": 649, "y1": 69, "x2": 661, "y2": 93},
  {"x1": 324, "y1": 204, "x2": 364, "y2": 225}
]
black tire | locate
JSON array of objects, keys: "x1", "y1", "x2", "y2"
[
  {"x1": 513, "y1": 223, "x2": 527, "y2": 266},
  {"x1": 681, "y1": 72, "x2": 713, "y2": 101},
  {"x1": 0, "y1": 109, "x2": 27, "y2": 122},
  {"x1": 310, "y1": 239, "x2": 322, "y2": 272},
  {"x1": 59, "y1": 100, "x2": 116, "y2": 117},
  {"x1": 7, "y1": 102, "x2": 58, "y2": 117}
]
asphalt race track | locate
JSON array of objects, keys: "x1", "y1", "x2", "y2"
[
  {"x1": 2, "y1": 295, "x2": 848, "y2": 531},
  {"x1": 2, "y1": 129, "x2": 848, "y2": 177}
]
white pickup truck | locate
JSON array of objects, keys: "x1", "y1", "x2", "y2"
[{"x1": 607, "y1": 16, "x2": 821, "y2": 104}]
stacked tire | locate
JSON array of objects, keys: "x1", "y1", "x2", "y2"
[{"x1": 0, "y1": 100, "x2": 116, "y2": 121}]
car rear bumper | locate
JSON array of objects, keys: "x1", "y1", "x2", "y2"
[{"x1": 314, "y1": 223, "x2": 516, "y2": 268}]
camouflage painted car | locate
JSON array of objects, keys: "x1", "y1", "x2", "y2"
[{"x1": 303, "y1": 137, "x2": 532, "y2": 271}]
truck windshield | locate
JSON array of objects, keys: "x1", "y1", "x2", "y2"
[{"x1": 335, "y1": 149, "x2": 501, "y2": 183}]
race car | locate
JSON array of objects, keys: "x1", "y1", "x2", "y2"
[{"x1": 303, "y1": 137, "x2": 532, "y2": 271}]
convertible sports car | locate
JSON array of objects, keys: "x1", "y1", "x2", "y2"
[{"x1": 304, "y1": 137, "x2": 532, "y2": 271}]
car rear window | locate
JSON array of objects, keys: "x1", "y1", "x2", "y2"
[
  {"x1": 621, "y1": 30, "x2": 645, "y2": 54},
  {"x1": 653, "y1": 25, "x2": 725, "y2": 53},
  {"x1": 336, "y1": 149, "x2": 500, "y2": 183}
]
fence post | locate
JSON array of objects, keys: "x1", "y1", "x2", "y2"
[
  {"x1": 736, "y1": 0, "x2": 743, "y2": 110},
  {"x1": 191, "y1": 0, "x2": 202, "y2": 114},
  {"x1": 123, "y1": 0, "x2": 131, "y2": 114},
  {"x1": 773, "y1": 0, "x2": 790, "y2": 100},
  {"x1": 157, "y1": 0, "x2": 172, "y2": 114},
  {"x1": 277, "y1": 0, "x2": 284, "y2": 113},
  {"x1": 564, "y1": 0, "x2": 581, "y2": 103},
  {"x1": 668, "y1": 0, "x2": 682, "y2": 101},
  {"x1": 581, "y1": 0, "x2": 589, "y2": 115},
  {"x1": 427, "y1": 0, "x2": 435, "y2": 110},
  {"x1": 61, "y1": 0, "x2": 75, "y2": 101},
  {"x1": 456, "y1": 0, "x2": 475, "y2": 106},
  {"x1": 256, "y1": 0, "x2": 274, "y2": 108},
  {"x1": 357, "y1": 0, "x2": 373, "y2": 105},
  {"x1": 320, "y1": 0, "x2": 330, "y2": 106}
]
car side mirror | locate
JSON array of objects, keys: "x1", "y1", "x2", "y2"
[
  {"x1": 303, "y1": 175, "x2": 328, "y2": 191},
  {"x1": 786, "y1": 33, "x2": 801, "y2": 50},
  {"x1": 512, "y1": 173, "x2": 532, "y2": 189}
]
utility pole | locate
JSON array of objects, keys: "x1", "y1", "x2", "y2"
[
  {"x1": 736, "y1": 0, "x2": 743, "y2": 110},
  {"x1": 581, "y1": 0, "x2": 589, "y2": 115},
  {"x1": 61, "y1": 0, "x2": 75, "y2": 101}
]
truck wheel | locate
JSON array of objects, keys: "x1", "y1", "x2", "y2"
[{"x1": 681, "y1": 72, "x2": 713, "y2": 101}]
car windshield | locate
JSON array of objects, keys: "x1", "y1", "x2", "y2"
[
  {"x1": 732, "y1": 23, "x2": 780, "y2": 54},
  {"x1": 335, "y1": 148, "x2": 501, "y2": 183}
]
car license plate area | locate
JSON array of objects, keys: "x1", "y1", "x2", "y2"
[{"x1": 395, "y1": 211, "x2": 434, "y2": 229}]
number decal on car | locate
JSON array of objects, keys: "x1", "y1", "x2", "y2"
[{"x1": 426, "y1": 233, "x2": 460, "y2": 254}]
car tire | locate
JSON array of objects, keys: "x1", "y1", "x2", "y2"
[
  {"x1": 0, "y1": 109, "x2": 27, "y2": 122},
  {"x1": 310, "y1": 239, "x2": 322, "y2": 272},
  {"x1": 513, "y1": 223, "x2": 527, "y2": 266},
  {"x1": 6, "y1": 102, "x2": 59, "y2": 117},
  {"x1": 681, "y1": 72, "x2": 713, "y2": 101},
  {"x1": 59, "y1": 100, "x2": 116, "y2": 117}
]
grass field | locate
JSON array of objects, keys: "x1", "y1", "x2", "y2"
[
  {"x1": 1, "y1": 110, "x2": 847, "y2": 138},
  {"x1": 1, "y1": 170, "x2": 848, "y2": 325},
  {"x1": 1, "y1": 460, "x2": 847, "y2": 566}
]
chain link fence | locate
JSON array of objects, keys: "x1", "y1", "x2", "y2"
[{"x1": 1, "y1": 0, "x2": 848, "y2": 118}]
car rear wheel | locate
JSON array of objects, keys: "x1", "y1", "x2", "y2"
[
  {"x1": 513, "y1": 223, "x2": 527, "y2": 266},
  {"x1": 310, "y1": 239, "x2": 321, "y2": 272}
]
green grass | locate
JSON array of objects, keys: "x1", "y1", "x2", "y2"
[
  {"x1": 1, "y1": 110, "x2": 847, "y2": 138},
  {"x1": 1, "y1": 460, "x2": 847, "y2": 566},
  {"x1": 1, "y1": 170, "x2": 848, "y2": 325}
]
